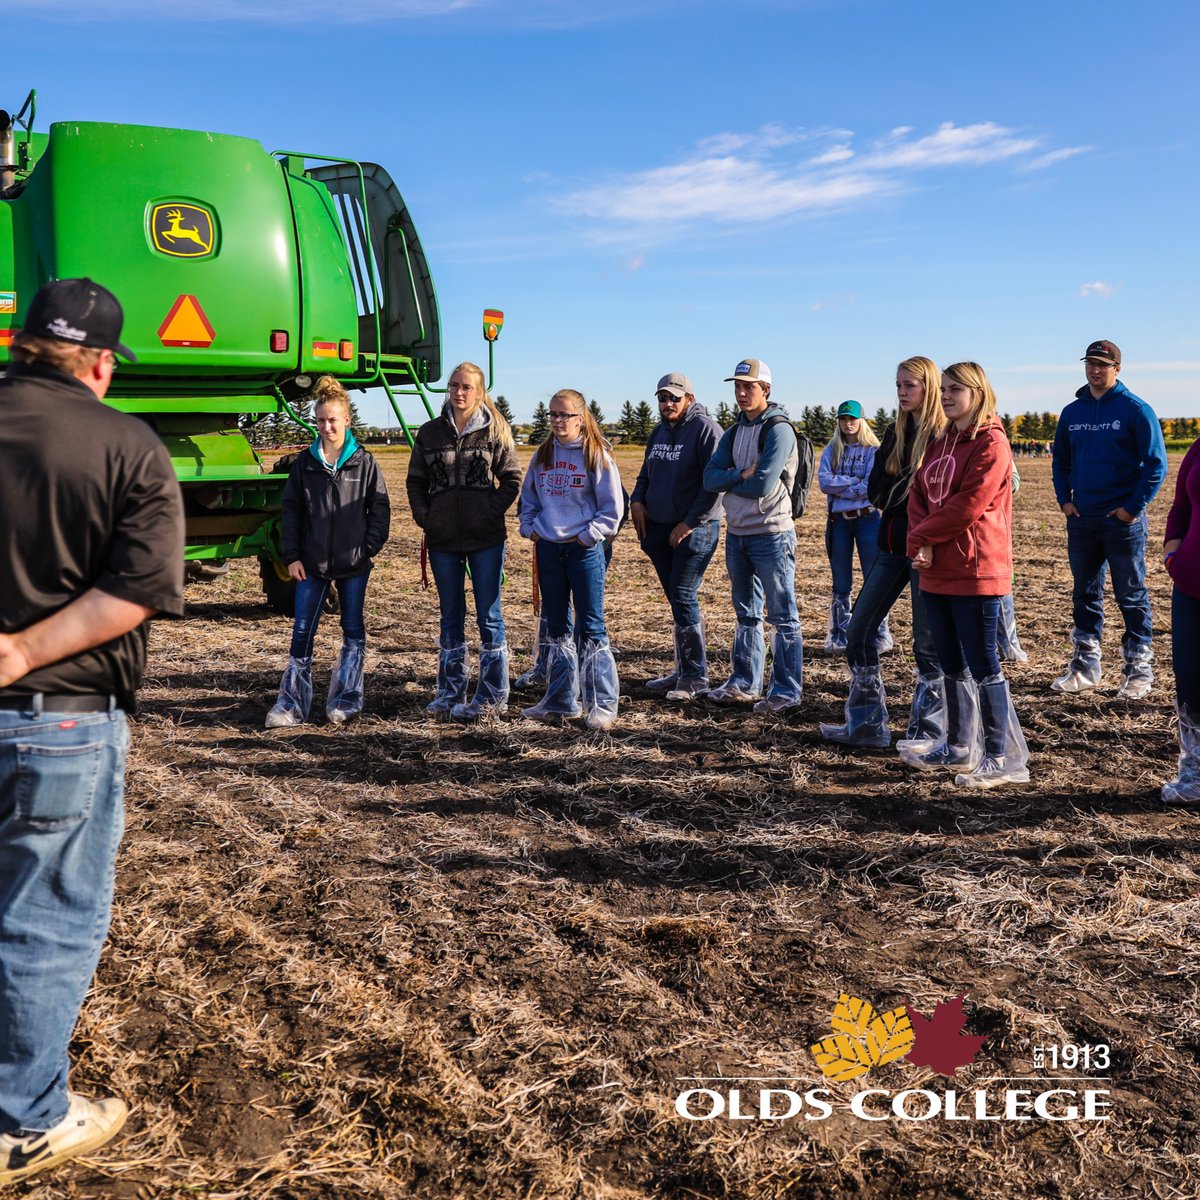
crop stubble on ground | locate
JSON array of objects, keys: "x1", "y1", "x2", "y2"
[{"x1": 17, "y1": 451, "x2": 1200, "y2": 1200}]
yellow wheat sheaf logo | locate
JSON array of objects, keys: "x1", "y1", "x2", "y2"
[{"x1": 810, "y1": 993, "x2": 916, "y2": 1081}]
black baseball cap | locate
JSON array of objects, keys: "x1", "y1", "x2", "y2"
[
  {"x1": 22, "y1": 277, "x2": 137, "y2": 362},
  {"x1": 1081, "y1": 339, "x2": 1120, "y2": 368}
]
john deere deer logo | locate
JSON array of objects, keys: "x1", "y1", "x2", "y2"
[{"x1": 151, "y1": 202, "x2": 216, "y2": 258}]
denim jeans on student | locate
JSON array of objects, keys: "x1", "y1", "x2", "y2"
[
  {"x1": 846, "y1": 550, "x2": 939, "y2": 673},
  {"x1": 1066, "y1": 513, "x2": 1152, "y2": 649},
  {"x1": 1174, "y1": 588, "x2": 1200, "y2": 709},
  {"x1": 726, "y1": 529, "x2": 801, "y2": 635},
  {"x1": 825, "y1": 511, "x2": 881, "y2": 596},
  {"x1": 922, "y1": 592, "x2": 1002, "y2": 681},
  {"x1": 536, "y1": 539, "x2": 608, "y2": 641},
  {"x1": 289, "y1": 570, "x2": 370, "y2": 657},
  {"x1": 640, "y1": 518, "x2": 720, "y2": 626},
  {"x1": 0, "y1": 705, "x2": 128, "y2": 1134},
  {"x1": 429, "y1": 543, "x2": 506, "y2": 644}
]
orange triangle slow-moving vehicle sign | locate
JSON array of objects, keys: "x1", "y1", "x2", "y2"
[{"x1": 158, "y1": 294, "x2": 216, "y2": 347}]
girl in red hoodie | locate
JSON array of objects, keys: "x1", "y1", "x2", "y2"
[{"x1": 897, "y1": 362, "x2": 1029, "y2": 788}]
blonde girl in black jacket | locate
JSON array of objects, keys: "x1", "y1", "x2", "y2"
[{"x1": 406, "y1": 362, "x2": 521, "y2": 719}]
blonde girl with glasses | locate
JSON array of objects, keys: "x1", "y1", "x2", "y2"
[{"x1": 518, "y1": 389, "x2": 624, "y2": 729}]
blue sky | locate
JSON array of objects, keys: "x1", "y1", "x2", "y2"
[{"x1": 11, "y1": 0, "x2": 1200, "y2": 424}]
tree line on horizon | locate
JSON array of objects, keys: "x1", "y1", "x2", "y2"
[{"x1": 241, "y1": 393, "x2": 1200, "y2": 450}]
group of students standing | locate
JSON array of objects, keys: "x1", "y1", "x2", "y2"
[{"x1": 260, "y1": 347, "x2": 1199, "y2": 805}]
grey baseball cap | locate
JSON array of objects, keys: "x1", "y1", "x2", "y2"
[{"x1": 655, "y1": 372, "x2": 693, "y2": 398}]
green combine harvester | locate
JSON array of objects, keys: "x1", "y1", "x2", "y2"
[{"x1": 0, "y1": 89, "x2": 501, "y2": 612}]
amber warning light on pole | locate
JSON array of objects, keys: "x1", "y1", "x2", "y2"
[{"x1": 483, "y1": 309, "x2": 504, "y2": 342}]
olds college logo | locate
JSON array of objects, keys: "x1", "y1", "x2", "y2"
[
  {"x1": 811, "y1": 993, "x2": 986, "y2": 1081},
  {"x1": 674, "y1": 989, "x2": 1112, "y2": 1126}
]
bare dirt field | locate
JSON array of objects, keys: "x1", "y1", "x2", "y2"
[{"x1": 20, "y1": 448, "x2": 1199, "y2": 1200}]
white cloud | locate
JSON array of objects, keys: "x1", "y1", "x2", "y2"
[
  {"x1": 697, "y1": 124, "x2": 811, "y2": 156},
  {"x1": 1079, "y1": 281, "x2": 1118, "y2": 299},
  {"x1": 565, "y1": 158, "x2": 892, "y2": 224},
  {"x1": 558, "y1": 120, "x2": 1088, "y2": 228},
  {"x1": 1024, "y1": 146, "x2": 1092, "y2": 171},
  {"x1": 861, "y1": 122, "x2": 1042, "y2": 169},
  {"x1": 807, "y1": 144, "x2": 855, "y2": 166}
]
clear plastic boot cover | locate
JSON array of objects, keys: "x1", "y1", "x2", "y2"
[
  {"x1": 1162, "y1": 702, "x2": 1200, "y2": 805},
  {"x1": 898, "y1": 672, "x2": 982, "y2": 771},
  {"x1": 266, "y1": 655, "x2": 313, "y2": 728},
  {"x1": 453, "y1": 642, "x2": 511, "y2": 720},
  {"x1": 823, "y1": 592, "x2": 851, "y2": 654},
  {"x1": 955, "y1": 672, "x2": 1030, "y2": 788},
  {"x1": 1117, "y1": 639, "x2": 1154, "y2": 700},
  {"x1": 820, "y1": 664, "x2": 890, "y2": 746},
  {"x1": 580, "y1": 637, "x2": 620, "y2": 730},
  {"x1": 522, "y1": 636, "x2": 583, "y2": 720},
  {"x1": 708, "y1": 622, "x2": 765, "y2": 704},
  {"x1": 666, "y1": 621, "x2": 710, "y2": 700},
  {"x1": 645, "y1": 624, "x2": 681, "y2": 693},
  {"x1": 902, "y1": 670, "x2": 945, "y2": 749},
  {"x1": 755, "y1": 629, "x2": 804, "y2": 713},
  {"x1": 326, "y1": 638, "x2": 365, "y2": 724},
  {"x1": 426, "y1": 640, "x2": 469, "y2": 714},
  {"x1": 996, "y1": 593, "x2": 1029, "y2": 663},
  {"x1": 1050, "y1": 629, "x2": 1102, "y2": 694}
]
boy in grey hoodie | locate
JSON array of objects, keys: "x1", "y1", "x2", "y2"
[{"x1": 702, "y1": 359, "x2": 804, "y2": 713}]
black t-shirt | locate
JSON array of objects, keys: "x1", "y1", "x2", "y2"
[{"x1": 0, "y1": 361, "x2": 185, "y2": 709}]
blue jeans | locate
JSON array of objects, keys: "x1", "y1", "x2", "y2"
[
  {"x1": 923, "y1": 592, "x2": 1002, "y2": 681},
  {"x1": 725, "y1": 530, "x2": 800, "y2": 635},
  {"x1": 846, "y1": 550, "x2": 939, "y2": 673},
  {"x1": 537, "y1": 539, "x2": 608, "y2": 641},
  {"x1": 1065, "y1": 513, "x2": 1152, "y2": 648},
  {"x1": 429, "y1": 543, "x2": 506, "y2": 645},
  {"x1": 825, "y1": 511, "x2": 881, "y2": 596},
  {"x1": 640, "y1": 519, "x2": 720, "y2": 626},
  {"x1": 0, "y1": 705, "x2": 128, "y2": 1134},
  {"x1": 1174, "y1": 588, "x2": 1200, "y2": 709},
  {"x1": 289, "y1": 570, "x2": 369, "y2": 657}
]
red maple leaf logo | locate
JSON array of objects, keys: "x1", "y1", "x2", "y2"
[{"x1": 904, "y1": 994, "x2": 988, "y2": 1077}]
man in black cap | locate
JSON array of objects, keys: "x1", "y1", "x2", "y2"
[
  {"x1": 1051, "y1": 339, "x2": 1167, "y2": 699},
  {"x1": 0, "y1": 279, "x2": 184, "y2": 1185}
]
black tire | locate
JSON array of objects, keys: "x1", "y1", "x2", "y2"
[
  {"x1": 259, "y1": 555, "x2": 296, "y2": 616},
  {"x1": 258, "y1": 555, "x2": 340, "y2": 617}
]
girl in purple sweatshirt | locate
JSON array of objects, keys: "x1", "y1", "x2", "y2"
[{"x1": 518, "y1": 389, "x2": 624, "y2": 730}]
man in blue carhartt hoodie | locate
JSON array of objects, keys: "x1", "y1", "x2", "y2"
[
  {"x1": 702, "y1": 358, "x2": 803, "y2": 713},
  {"x1": 1051, "y1": 339, "x2": 1167, "y2": 699},
  {"x1": 630, "y1": 372, "x2": 723, "y2": 700}
]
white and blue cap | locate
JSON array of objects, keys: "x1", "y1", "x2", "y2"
[{"x1": 724, "y1": 358, "x2": 771, "y2": 385}]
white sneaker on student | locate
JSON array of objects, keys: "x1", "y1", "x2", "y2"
[{"x1": 0, "y1": 1093, "x2": 128, "y2": 1186}]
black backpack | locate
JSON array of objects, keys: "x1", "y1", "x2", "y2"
[{"x1": 759, "y1": 414, "x2": 815, "y2": 519}]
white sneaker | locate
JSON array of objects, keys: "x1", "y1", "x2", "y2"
[{"x1": 0, "y1": 1093, "x2": 128, "y2": 1186}]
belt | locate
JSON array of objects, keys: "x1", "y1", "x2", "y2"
[
  {"x1": 832, "y1": 507, "x2": 874, "y2": 520},
  {"x1": 0, "y1": 693, "x2": 116, "y2": 714}
]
